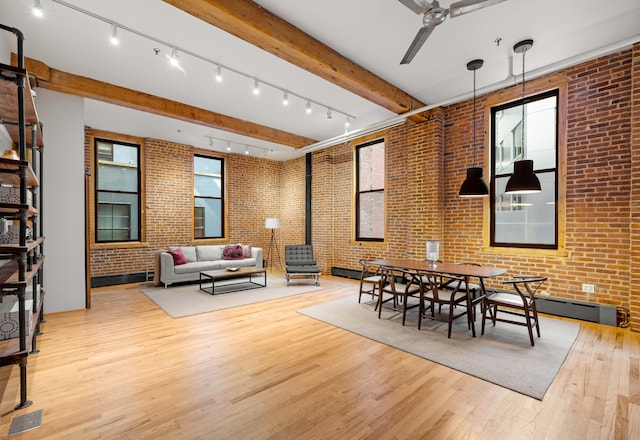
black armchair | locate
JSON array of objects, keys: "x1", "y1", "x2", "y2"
[{"x1": 285, "y1": 245, "x2": 321, "y2": 286}]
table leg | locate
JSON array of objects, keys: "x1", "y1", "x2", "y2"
[{"x1": 465, "y1": 276, "x2": 476, "y2": 337}]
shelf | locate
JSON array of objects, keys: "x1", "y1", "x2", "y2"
[
  {"x1": 0, "y1": 28, "x2": 45, "y2": 410},
  {"x1": 0, "y1": 203, "x2": 39, "y2": 216},
  {"x1": 0, "y1": 255, "x2": 45, "y2": 288},
  {"x1": 0, "y1": 288, "x2": 45, "y2": 364},
  {"x1": 0, "y1": 158, "x2": 39, "y2": 187},
  {"x1": 0, "y1": 64, "x2": 43, "y2": 148},
  {"x1": 0, "y1": 236, "x2": 44, "y2": 254}
]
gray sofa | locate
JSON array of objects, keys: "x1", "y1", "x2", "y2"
[{"x1": 159, "y1": 244, "x2": 263, "y2": 287}]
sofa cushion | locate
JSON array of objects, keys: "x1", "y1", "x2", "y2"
[
  {"x1": 168, "y1": 248, "x2": 187, "y2": 266},
  {"x1": 223, "y1": 244, "x2": 244, "y2": 260},
  {"x1": 174, "y1": 261, "x2": 220, "y2": 274},
  {"x1": 170, "y1": 246, "x2": 196, "y2": 263},
  {"x1": 196, "y1": 245, "x2": 222, "y2": 262}
]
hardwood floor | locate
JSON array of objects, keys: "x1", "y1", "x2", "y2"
[{"x1": 0, "y1": 275, "x2": 638, "y2": 439}]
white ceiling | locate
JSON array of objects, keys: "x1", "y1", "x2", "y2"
[{"x1": 1, "y1": 0, "x2": 639, "y2": 161}]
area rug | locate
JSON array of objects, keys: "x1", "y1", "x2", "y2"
[
  {"x1": 142, "y1": 278, "x2": 321, "y2": 318},
  {"x1": 298, "y1": 297, "x2": 579, "y2": 400}
]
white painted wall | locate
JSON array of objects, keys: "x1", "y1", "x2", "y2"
[{"x1": 37, "y1": 88, "x2": 86, "y2": 313}]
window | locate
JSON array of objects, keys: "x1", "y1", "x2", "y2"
[
  {"x1": 95, "y1": 138, "x2": 141, "y2": 243},
  {"x1": 194, "y1": 155, "x2": 224, "y2": 239},
  {"x1": 490, "y1": 90, "x2": 558, "y2": 249},
  {"x1": 355, "y1": 138, "x2": 385, "y2": 241}
]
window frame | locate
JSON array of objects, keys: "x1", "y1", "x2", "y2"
[
  {"x1": 91, "y1": 131, "x2": 145, "y2": 247},
  {"x1": 354, "y1": 137, "x2": 386, "y2": 243},
  {"x1": 490, "y1": 89, "x2": 559, "y2": 249},
  {"x1": 193, "y1": 153, "x2": 226, "y2": 241},
  {"x1": 482, "y1": 74, "x2": 567, "y2": 256}
]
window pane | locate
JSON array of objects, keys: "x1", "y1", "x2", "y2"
[
  {"x1": 193, "y1": 155, "x2": 224, "y2": 239},
  {"x1": 494, "y1": 95, "x2": 556, "y2": 174},
  {"x1": 97, "y1": 192, "x2": 139, "y2": 241},
  {"x1": 358, "y1": 142, "x2": 385, "y2": 191},
  {"x1": 194, "y1": 175, "x2": 221, "y2": 198},
  {"x1": 195, "y1": 197, "x2": 222, "y2": 238},
  {"x1": 98, "y1": 163, "x2": 138, "y2": 192},
  {"x1": 493, "y1": 172, "x2": 555, "y2": 245},
  {"x1": 356, "y1": 139, "x2": 385, "y2": 241},
  {"x1": 95, "y1": 139, "x2": 141, "y2": 243},
  {"x1": 358, "y1": 191, "x2": 384, "y2": 239}
]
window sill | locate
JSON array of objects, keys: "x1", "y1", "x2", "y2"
[
  {"x1": 91, "y1": 242, "x2": 149, "y2": 250},
  {"x1": 350, "y1": 240, "x2": 386, "y2": 247},
  {"x1": 482, "y1": 246, "x2": 569, "y2": 258}
]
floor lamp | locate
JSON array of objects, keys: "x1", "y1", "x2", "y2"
[{"x1": 265, "y1": 218, "x2": 283, "y2": 270}]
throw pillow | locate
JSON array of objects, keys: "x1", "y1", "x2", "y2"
[
  {"x1": 240, "y1": 244, "x2": 252, "y2": 258},
  {"x1": 168, "y1": 248, "x2": 187, "y2": 266},
  {"x1": 223, "y1": 244, "x2": 244, "y2": 260}
]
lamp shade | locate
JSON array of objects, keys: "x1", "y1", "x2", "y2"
[
  {"x1": 459, "y1": 167, "x2": 489, "y2": 197},
  {"x1": 505, "y1": 160, "x2": 541, "y2": 194},
  {"x1": 265, "y1": 218, "x2": 280, "y2": 229}
]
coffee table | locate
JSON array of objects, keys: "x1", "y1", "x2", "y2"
[{"x1": 199, "y1": 267, "x2": 267, "y2": 295}]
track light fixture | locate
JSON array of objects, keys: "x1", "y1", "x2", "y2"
[
  {"x1": 282, "y1": 91, "x2": 289, "y2": 106},
  {"x1": 33, "y1": 0, "x2": 43, "y2": 17},
  {"x1": 253, "y1": 79, "x2": 260, "y2": 95},
  {"x1": 206, "y1": 136, "x2": 273, "y2": 157},
  {"x1": 110, "y1": 23, "x2": 119, "y2": 46},
  {"x1": 327, "y1": 109, "x2": 332, "y2": 120},
  {"x1": 459, "y1": 58, "x2": 489, "y2": 198},
  {"x1": 42, "y1": 0, "x2": 356, "y2": 128},
  {"x1": 505, "y1": 39, "x2": 541, "y2": 195}
]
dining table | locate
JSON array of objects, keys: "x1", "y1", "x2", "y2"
[{"x1": 368, "y1": 259, "x2": 507, "y2": 336}]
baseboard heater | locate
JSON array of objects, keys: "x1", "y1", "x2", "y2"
[
  {"x1": 331, "y1": 267, "x2": 618, "y2": 327},
  {"x1": 91, "y1": 270, "x2": 155, "y2": 288},
  {"x1": 533, "y1": 296, "x2": 617, "y2": 327}
]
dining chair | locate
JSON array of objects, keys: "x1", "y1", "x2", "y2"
[
  {"x1": 358, "y1": 259, "x2": 382, "y2": 305},
  {"x1": 417, "y1": 271, "x2": 472, "y2": 338},
  {"x1": 377, "y1": 267, "x2": 421, "y2": 325},
  {"x1": 481, "y1": 276, "x2": 548, "y2": 346},
  {"x1": 451, "y1": 262, "x2": 482, "y2": 297}
]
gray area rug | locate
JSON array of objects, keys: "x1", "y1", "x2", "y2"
[
  {"x1": 142, "y1": 278, "x2": 321, "y2": 318},
  {"x1": 298, "y1": 297, "x2": 580, "y2": 400}
]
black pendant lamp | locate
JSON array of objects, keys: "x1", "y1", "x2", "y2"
[
  {"x1": 505, "y1": 39, "x2": 541, "y2": 195},
  {"x1": 459, "y1": 58, "x2": 489, "y2": 198}
]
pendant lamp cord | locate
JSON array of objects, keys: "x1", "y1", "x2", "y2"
[
  {"x1": 521, "y1": 47, "x2": 526, "y2": 154},
  {"x1": 472, "y1": 67, "x2": 477, "y2": 166}
]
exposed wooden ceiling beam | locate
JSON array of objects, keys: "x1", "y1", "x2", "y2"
[
  {"x1": 162, "y1": 0, "x2": 428, "y2": 121},
  {"x1": 15, "y1": 55, "x2": 317, "y2": 149}
]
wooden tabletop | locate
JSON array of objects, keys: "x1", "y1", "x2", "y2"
[{"x1": 368, "y1": 259, "x2": 507, "y2": 278}]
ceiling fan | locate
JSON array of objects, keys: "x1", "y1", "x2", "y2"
[{"x1": 399, "y1": 0, "x2": 507, "y2": 64}]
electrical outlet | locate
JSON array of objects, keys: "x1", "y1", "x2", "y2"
[{"x1": 582, "y1": 283, "x2": 595, "y2": 294}]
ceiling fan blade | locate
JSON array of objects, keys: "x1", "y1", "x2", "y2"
[
  {"x1": 398, "y1": 0, "x2": 432, "y2": 15},
  {"x1": 400, "y1": 24, "x2": 436, "y2": 64},
  {"x1": 449, "y1": 0, "x2": 507, "y2": 17}
]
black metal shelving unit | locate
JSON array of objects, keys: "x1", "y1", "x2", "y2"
[{"x1": 0, "y1": 23, "x2": 45, "y2": 410}]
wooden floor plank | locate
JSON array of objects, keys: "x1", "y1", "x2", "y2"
[{"x1": 0, "y1": 275, "x2": 639, "y2": 439}]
